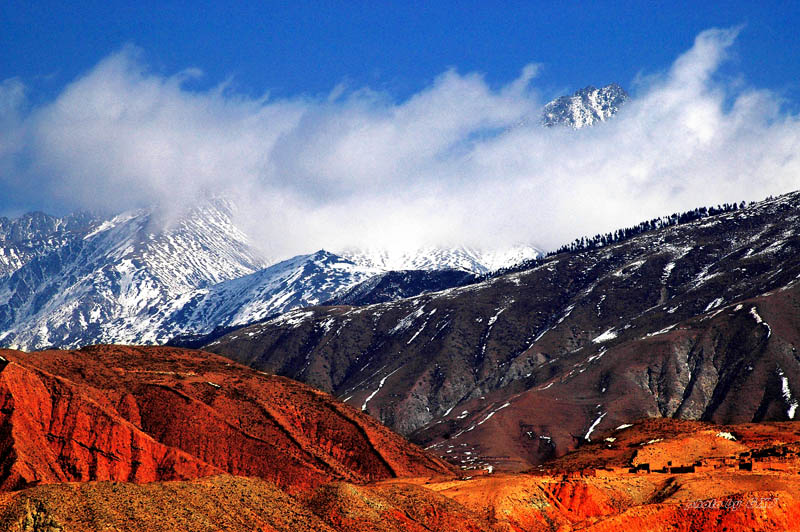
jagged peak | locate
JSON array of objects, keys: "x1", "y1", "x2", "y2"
[{"x1": 542, "y1": 82, "x2": 628, "y2": 129}]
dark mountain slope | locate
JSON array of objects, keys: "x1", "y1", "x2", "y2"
[
  {"x1": 419, "y1": 283, "x2": 800, "y2": 470},
  {"x1": 325, "y1": 269, "x2": 478, "y2": 306},
  {"x1": 205, "y1": 191, "x2": 800, "y2": 469}
]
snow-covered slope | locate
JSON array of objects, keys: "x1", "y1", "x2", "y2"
[
  {"x1": 0, "y1": 211, "x2": 98, "y2": 277},
  {"x1": 340, "y1": 244, "x2": 540, "y2": 274},
  {"x1": 473, "y1": 245, "x2": 543, "y2": 272},
  {"x1": 166, "y1": 250, "x2": 378, "y2": 335},
  {"x1": 0, "y1": 199, "x2": 388, "y2": 350},
  {"x1": 542, "y1": 83, "x2": 628, "y2": 128},
  {"x1": 0, "y1": 200, "x2": 268, "y2": 349}
]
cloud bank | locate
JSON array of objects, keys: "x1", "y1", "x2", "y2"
[{"x1": 1, "y1": 28, "x2": 799, "y2": 259}]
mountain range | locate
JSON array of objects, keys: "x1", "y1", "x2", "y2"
[
  {"x1": 205, "y1": 191, "x2": 800, "y2": 471},
  {"x1": 2, "y1": 84, "x2": 800, "y2": 530},
  {"x1": 0, "y1": 201, "x2": 538, "y2": 351},
  {"x1": 341, "y1": 245, "x2": 540, "y2": 275},
  {"x1": 0, "y1": 200, "x2": 265, "y2": 349},
  {"x1": 1, "y1": 84, "x2": 630, "y2": 351}
]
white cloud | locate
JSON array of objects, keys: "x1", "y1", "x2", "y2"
[
  {"x1": 2, "y1": 28, "x2": 799, "y2": 260},
  {"x1": 0, "y1": 77, "x2": 27, "y2": 178}
]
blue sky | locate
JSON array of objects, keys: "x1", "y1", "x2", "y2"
[
  {"x1": 2, "y1": 2, "x2": 800, "y2": 255},
  {"x1": 3, "y1": 1, "x2": 800, "y2": 105}
]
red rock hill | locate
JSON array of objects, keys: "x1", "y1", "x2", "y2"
[{"x1": 0, "y1": 345, "x2": 452, "y2": 492}]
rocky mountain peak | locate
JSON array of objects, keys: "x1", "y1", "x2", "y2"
[{"x1": 542, "y1": 83, "x2": 628, "y2": 128}]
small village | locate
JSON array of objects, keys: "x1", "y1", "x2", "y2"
[{"x1": 562, "y1": 443, "x2": 800, "y2": 478}]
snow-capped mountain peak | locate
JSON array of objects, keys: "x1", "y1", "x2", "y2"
[
  {"x1": 339, "y1": 244, "x2": 540, "y2": 274},
  {"x1": 542, "y1": 83, "x2": 628, "y2": 128},
  {"x1": 169, "y1": 249, "x2": 379, "y2": 335}
]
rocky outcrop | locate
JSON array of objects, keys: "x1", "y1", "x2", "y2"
[{"x1": 430, "y1": 419, "x2": 800, "y2": 531}]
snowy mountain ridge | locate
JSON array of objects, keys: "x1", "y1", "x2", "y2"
[
  {"x1": 340, "y1": 244, "x2": 540, "y2": 274},
  {"x1": 0, "y1": 200, "x2": 268, "y2": 349},
  {"x1": 0, "y1": 201, "x2": 537, "y2": 350},
  {"x1": 167, "y1": 250, "x2": 379, "y2": 334}
]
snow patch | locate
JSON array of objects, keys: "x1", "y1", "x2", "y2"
[
  {"x1": 361, "y1": 367, "x2": 400, "y2": 411},
  {"x1": 586, "y1": 348, "x2": 606, "y2": 363},
  {"x1": 661, "y1": 261, "x2": 676, "y2": 282},
  {"x1": 750, "y1": 306, "x2": 772, "y2": 338},
  {"x1": 584, "y1": 412, "x2": 606, "y2": 441},
  {"x1": 390, "y1": 306, "x2": 426, "y2": 335},
  {"x1": 778, "y1": 367, "x2": 798, "y2": 419},
  {"x1": 592, "y1": 328, "x2": 617, "y2": 344},
  {"x1": 646, "y1": 324, "x2": 677, "y2": 337},
  {"x1": 476, "y1": 402, "x2": 511, "y2": 427}
]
